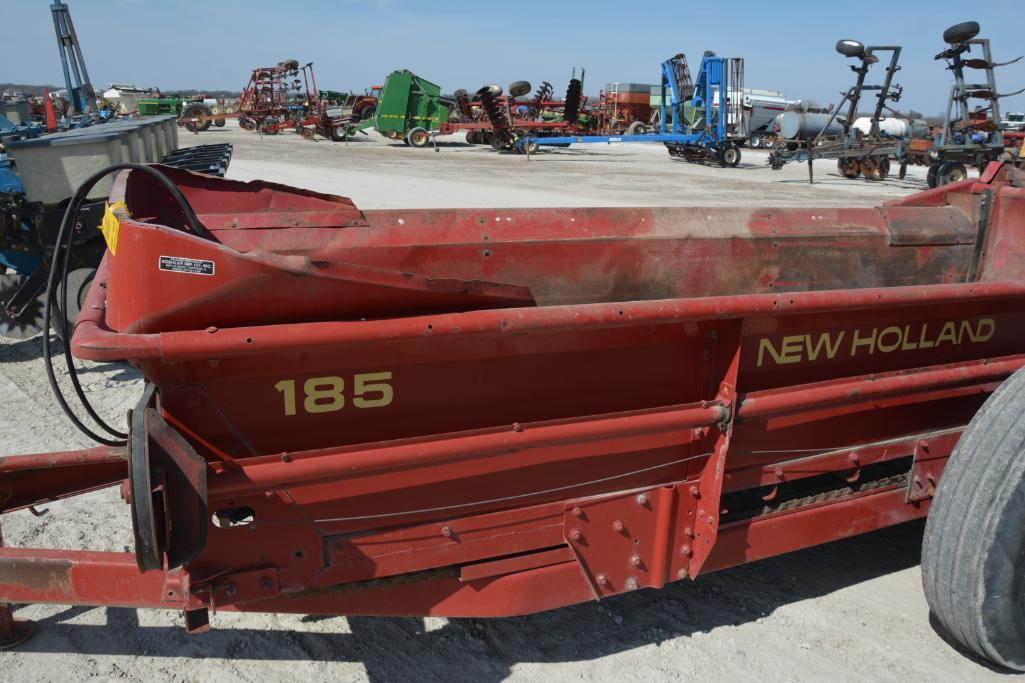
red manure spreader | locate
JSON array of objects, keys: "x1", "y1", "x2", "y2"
[{"x1": 3, "y1": 162, "x2": 1025, "y2": 669}]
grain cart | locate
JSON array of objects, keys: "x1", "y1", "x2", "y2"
[{"x1": 4, "y1": 162, "x2": 1025, "y2": 671}]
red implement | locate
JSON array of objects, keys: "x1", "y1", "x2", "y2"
[{"x1": 3, "y1": 162, "x2": 1025, "y2": 631}]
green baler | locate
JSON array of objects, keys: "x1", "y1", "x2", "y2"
[{"x1": 374, "y1": 70, "x2": 449, "y2": 140}]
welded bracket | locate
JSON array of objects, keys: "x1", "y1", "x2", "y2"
[
  {"x1": 966, "y1": 189, "x2": 993, "y2": 282},
  {"x1": 564, "y1": 483, "x2": 699, "y2": 597},
  {"x1": 689, "y1": 328, "x2": 741, "y2": 577},
  {"x1": 130, "y1": 385, "x2": 208, "y2": 572},
  {"x1": 907, "y1": 438, "x2": 946, "y2": 503}
]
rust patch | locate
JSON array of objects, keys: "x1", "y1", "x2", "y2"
[{"x1": 0, "y1": 558, "x2": 73, "y2": 593}]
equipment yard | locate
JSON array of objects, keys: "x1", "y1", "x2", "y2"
[{"x1": 0, "y1": 123, "x2": 1009, "y2": 682}]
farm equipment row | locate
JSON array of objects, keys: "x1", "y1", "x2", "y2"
[{"x1": 770, "y1": 22, "x2": 1024, "y2": 185}]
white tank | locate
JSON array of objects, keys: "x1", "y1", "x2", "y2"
[
  {"x1": 779, "y1": 112, "x2": 845, "y2": 140},
  {"x1": 852, "y1": 116, "x2": 929, "y2": 139}
]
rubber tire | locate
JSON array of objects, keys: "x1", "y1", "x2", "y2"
[
  {"x1": 330, "y1": 125, "x2": 347, "y2": 142},
  {"x1": 937, "y1": 161, "x2": 968, "y2": 187},
  {"x1": 626, "y1": 121, "x2": 649, "y2": 136},
  {"x1": 749, "y1": 134, "x2": 762, "y2": 149},
  {"x1": 181, "y1": 103, "x2": 212, "y2": 133},
  {"x1": 922, "y1": 365, "x2": 1025, "y2": 671},
  {"x1": 719, "y1": 144, "x2": 741, "y2": 168},
  {"x1": 213, "y1": 118, "x2": 225, "y2": 128},
  {"x1": 407, "y1": 127, "x2": 430, "y2": 148},
  {"x1": 360, "y1": 106, "x2": 376, "y2": 123},
  {"x1": 943, "y1": 21, "x2": 980, "y2": 45},
  {"x1": 927, "y1": 162, "x2": 941, "y2": 189}
]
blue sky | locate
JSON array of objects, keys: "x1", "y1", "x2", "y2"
[{"x1": 3, "y1": 0, "x2": 1023, "y2": 116}]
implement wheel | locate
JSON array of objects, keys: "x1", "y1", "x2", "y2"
[
  {"x1": 839, "y1": 157, "x2": 861, "y2": 178},
  {"x1": 922, "y1": 365, "x2": 1025, "y2": 671},
  {"x1": 719, "y1": 144, "x2": 741, "y2": 168},
  {"x1": 300, "y1": 127, "x2": 316, "y2": 141},
  {"x1": 927, "y1": 162, "x2": 941, "y2": 188},
  {"x1": 181, "y1": 103, "x2": 212, "y2": 133},
  {"x1": 863, "y1": 156, "x2": 890, "y2": 181},
  {"x1": 936, "y1": 161, "x2": 968, "y2": 187},
  {"x1": 407, "y1": 127, "x2": 430, "y2": 148}
]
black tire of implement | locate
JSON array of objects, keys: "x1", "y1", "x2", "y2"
[
  {"x1": 943, "y1": 21, "x2": 980, "y2": 45},
  {"x1": 927, "y1": 162, "x2": 941, "y2": 188},
  {"x1": 921, "y1": 365, "x2": 1025, "y2": 671},
  {"x1": 213, "y1": 118, "x2": 225, "y2": 128},
  {"x1": 181, "y1": 103, "x2": 212, "y2": 132}
]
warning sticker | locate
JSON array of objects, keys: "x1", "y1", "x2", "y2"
[
  {"x1": 158, "y1": 255, "x2": 215, "y2": 276},
  {"x1": 100, "y1": 201, "x2": 128, "y2": 255}
]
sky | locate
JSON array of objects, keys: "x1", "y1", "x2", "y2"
[{"x1": 2, "y1": 0, "x2": 1023, "y2": 117}]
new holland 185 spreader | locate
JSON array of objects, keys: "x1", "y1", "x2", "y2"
[{"x1": 3, "y1": 162, "x2": 1025, "y2": 669}]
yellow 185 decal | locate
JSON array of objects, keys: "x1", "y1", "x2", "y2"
[{"x1": 274, "y1": 372, "x2": 393, "y2": 416}]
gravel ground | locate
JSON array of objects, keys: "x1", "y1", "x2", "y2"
[{"x1": 0, "y1": 123, "x2": 1015, "y2": 682}]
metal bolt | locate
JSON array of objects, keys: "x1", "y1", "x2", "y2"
[
  {"x1": 441, "y1": 526, "x2": 454, "y2": 538},
  {"x1": 612, "y1": 520, "x2": 625, "y2": 532},
  {"x1": 572, "y1": 507, "x2": 584, "y2": 518},
  {"x1": 569, "y1": 528, "x2": 582, "y2": 541},
  {"x1": 774, "y1": 467, "x2": 784, "y2": 480},
  {"x1": 630, "y1": 554, "x2": 642, "y2": 567},
  {"x1": 280, "y1": 453, "x2": 292, "y2": 463},
  {"x1": 707, "y1": 514, "x2": 715, "y2": 524},
  {"x1": 681, "y1": 544, "x2": 692, "y2": 556},
  {"x1": 625, "y1": 576, "x2": 639, "y2": 590},
  {"x1": 697, "y1": 508, "x2": 705, "y2": 519},
  {"x1": 636, "y1": 493, "x2": 649, "y2": 506},
  {"x1": 260, "y1": 578, "x2": 273, "y2": 590},
  {"x1": 677, "y1": 568, "x2": 689, "y2": 579},
  {"x1": 689, "y1": 485, "x2": 700, "y2": 499},
  {"x1": 683, "y1": 526, "x2": 693, "y2": 538},
  {"x1": 849, "y1": 453, "x2": 860, "y2": 466},
  {"x1": 225, "y1": 584, "x2": 237, "y2": 597},
  {"x1": 512, "y1": 422, "x2": 523, "y2": 432},
  {"x1": 206, "y1": 326, "x2": 218, "y2": 334},
  {"x1": 596, "y1": 574, "x2": 610, "y2": 587}
]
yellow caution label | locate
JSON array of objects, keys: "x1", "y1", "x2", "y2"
[{"x1": 100, "y1": 201, "x2": 128, "y2": 255}]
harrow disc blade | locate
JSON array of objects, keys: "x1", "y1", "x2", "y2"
[{"x1": 0, "y1": 273, "x2": 47, "y2": 339}]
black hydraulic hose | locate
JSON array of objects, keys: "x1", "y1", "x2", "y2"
[{"x1": 44, "y1": 163, "x2": 209, "y2": 446}]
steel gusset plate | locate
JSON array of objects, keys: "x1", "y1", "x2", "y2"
[{"x1": 129, "y1": 384, "x2": 208, "y2": 572}]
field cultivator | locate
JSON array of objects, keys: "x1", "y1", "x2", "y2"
[
  {"x1": 4, "y1": 160, "x2": 1025, "y2": 669},
  {"x1": 180, "y1": 61, "x2": 367, "y2": 142},
  {"x1": 519, "y1": 52, "x2": 748, "y2": 166},
  {"x1": 770, "y1": 21, "x2": 1023, "y2": 185}
]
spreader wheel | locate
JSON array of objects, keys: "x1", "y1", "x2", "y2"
[
  {"x1": 213, "y1": 118, "x2": 226, "y2": 128},
  {"x1": 922, "y1": 365, "x2": 1025, "y2": 671},
  {"x1": 926, "y1": 162, "x2": 941, "y2": 188},
  {"x1": 239, "y1": 117, "x2": 257, "y2": 131},
  {"x1": 330, "y1": 125, "x2": 347, "y2": 142},
  {"x1": 898, "y1": 161, "x2": 908, "y2": 179},
  {"x1": 300, "y1": 127, "x2": 316, "y2": 140},
  {"x1": 839, "y1": 157, "x2": 861, "y2": 178},
  {"x1": 407, "y1": 127, "x2": 430, "y2": 148},
  {"x1": 748, "y1": 133, "x2": 762, "y2": 149}
]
